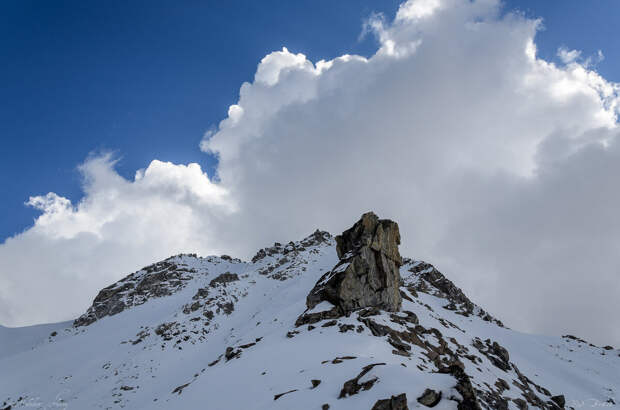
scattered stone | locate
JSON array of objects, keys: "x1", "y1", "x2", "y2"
[
  {"x1": 225, "y1": 347, "x2": 241, "y2": 361},
  {"x1": 120, "y1": 386, "x2": 134, "y2": 391},
  {"x1": 321, "y1": 404, "x2": 330, "y2": 410},
  {"x1": 339, "y1": 324, "x2": 355, "y2": 333},
  {"x1": 216, "y1": 301, "x2": 235, "y2": 315},
  {"x1": 371, "y1": 393, "x2": 409, "y2": 410},
  {"x1": 550, "y1": 394, "x2": 565, "y2": 407},
  {"x1": 192, "y1": 288, "x2": 209, "y2": 300},
  {"x1": 472, "y1": 338, "x2": 511, "y2": 372},
  {"x1": 172, "y1": 383, "x2": 190, "y2": 395},
  {"x1": 273, "y1": 389, "x2": 297, "y2": 400},
  {"x1": 513, "y1": 398, "x2": 527, "y2": 410},
  {"x1": 437, "y1": 365, "x2": 481, "y2": 409},
  {"x1": 338, "y1": 363, "x2": 385, "y2": 398},
  {"x1": 311, "y1": 379, "x2": 321, "y2": 389},
  {"x1": 417, "y1": 389, "x2": 442, "y2": 407},
  {"x1": 331, "y1": 356, "x2": 356, "y2": 364},
  {"x1": 495, "y1": 378, "x2": 510, "y2": 392},
  {"x1": 322, "y1": 320, "x2": 338, "y2": 327}
]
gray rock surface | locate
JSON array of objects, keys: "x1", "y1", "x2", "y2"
[{"x1": 304, "y1": 212, "x2": 403, "y2": 316}]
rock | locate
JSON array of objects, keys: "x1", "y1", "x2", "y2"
[
  {"x1": 321, "y1": 404, "x2": 330, "y2": 410},
  {"x1": 311, "y1": 379, "x2": 321, "y2": 388},
  {"x1": 437, "y1": 364, "x2": 481, "y2": 409},
  {"x1": 550, "y1": 395, "x2": 565, "y2": 407},
  {"x1": 304, "y1": 212, "x2": 403, "y2": 316},
  {"x1": 209, "y1": 272, "x2": 239, "y2": 287},
  {"x1": 372, "y1": 393, "x2": 409, "y2": 410},
  {"x1": 338, "y1": 363, "x2": 385, "y2": 398},
  {"x1": 74, "y1": 259, "x2": 192, "y2": 326},
  {"x1": 273, "y1": 389, "x2": 297, "y2": 400},
  {"x1": 172, "y1": 383, "x2": 190, "y2": 395},
  {"x1": 417, "y1": 389, "x2": 442, "y2": 407}
]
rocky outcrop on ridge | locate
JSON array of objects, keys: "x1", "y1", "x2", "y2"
[{"x1": 298, "y1": 212, "x2": 402, "y2": 325}]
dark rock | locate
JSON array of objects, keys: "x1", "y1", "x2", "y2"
[
  {"x1": 209, "y1": 272, "x2": 239, "y2": 287},
  {"x1": 437, "y1": 365, "x2": 481, "y2": 409},
  {"x1": 495, "y1": 378, "x2": 510, "y2": 392},
  {"x1": 216, "y1": 301, "x2": 234, "y2": 315},
  {"x1": 513, "y1": 398, "x2": 527, "y2": 410},
  {"x1": 338, "y1": 363, "x2": 385, "y2": 398},
  {"x1": 338, "y1": 324, "x2": 355, "y2": 333},
  {"x1": 417, "y1": 389, "x2": 442, "y2": 407},
  {"x1": 402, "y1": 260, "x2": 503, "y2": 327},
  {"x1": 321, "y1": 404, "x2": 330, "y2": 410},
  {"x1": 303, "y1": 212, "x2": 403, "y2": 320},
  {"x1": 550, "y1": 395, "x2": 565, "y2": 408},
  {"x1": 311, "y1": 379, "x2": 321, "y2": 388},
  {"x1": 225, "y1": 347, "x2": 241, "y2": 361},
  {"x1": 172, "y1": 383, "x2": 190, "y2": 395},
  {"x1": 295, "y1": 306, "x2": 341, "y2": 327},
  {"x1": 273, "y1": 389, "x2": 297, "y2": 400},
  {"x1": 322, "y1": 320, "x2": 338, "y2": 327},
  {"x1": 472, "y1": 338, "x2": 511, "y2": 372},
  {"x1": 372, "y1": 393, "x2": 409, "y2": 410},
  {"x1": 74, "y1": 260, "x2": 192, "y2": 326},
  {"x1": 192, "y1": 288, "x2": 209, "y2": 300}
]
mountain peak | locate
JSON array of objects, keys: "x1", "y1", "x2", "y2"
[{"x1": 1, "y1": 213, "x2": 618, "y2": 409}]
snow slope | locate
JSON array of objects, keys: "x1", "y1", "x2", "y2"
[{"x1": 1, "y1": 231, "x2": 618, "y2": 409}]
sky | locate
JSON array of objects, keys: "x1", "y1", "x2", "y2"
[{"x1": 1, "y1": 0, "x2": 619, "y2": 345}]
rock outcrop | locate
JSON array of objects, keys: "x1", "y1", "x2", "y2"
[{"x1": 299, "y1": 212, "x2": 402, "y2": 324}]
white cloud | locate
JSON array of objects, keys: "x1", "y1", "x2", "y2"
[
  {"x1": 557, "y1": 46, "x2": 581, "y2": 64},
  {"x1": 201, "y1": 0, "x2": 620, "y2": 344},
  {"x1": 0, "y1": 154, "x2": 234, "y2": 326},
  {"x1": 2, "y1": 0, "x2": 620, "y2": 345}
]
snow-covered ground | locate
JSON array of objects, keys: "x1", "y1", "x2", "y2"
[{"x1": 1, "y1": 231, "x2": 618, "y2": 409}]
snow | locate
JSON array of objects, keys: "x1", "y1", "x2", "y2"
[
  {"x1": 0, "y1": 235, "x2": 618, "y2": 409},
  {"x1": 307, "y1": 301, "x2": 336, "y2": 314}
]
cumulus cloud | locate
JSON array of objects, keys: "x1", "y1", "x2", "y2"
[
  {"x1": 201, "y1": 0, "x2": 620, "y2": 344},
  {"x1": 0, "y1": 154, "x2": 234, "y2": 326},
  {"x1": 1, "y1": 0, "x2": 619, "y2": 345}
]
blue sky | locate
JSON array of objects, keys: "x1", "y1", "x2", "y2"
[{"x1": 1, "y1": 0, "x2": 619, "y2": 241}]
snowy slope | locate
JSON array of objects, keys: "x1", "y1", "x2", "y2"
[{"x1": 1, "y1": 230, "x2": 618, "y2": 410}]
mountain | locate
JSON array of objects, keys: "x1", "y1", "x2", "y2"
[{"x1": 1, "y1": 212, "x2": 618, "y2": 410}]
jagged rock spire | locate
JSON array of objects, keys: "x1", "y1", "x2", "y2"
[{"x1": 304, "y1": 212, "x2": 403, "y2": 316}]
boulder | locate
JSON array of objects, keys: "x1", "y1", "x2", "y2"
[
  {"x1": 305, "y1": 212, "x2": 403, "y2": 315},
  {"x1": 417, "y1": 389, "x2": 442, "y2": 407},
  {"x1": 372, "y1": 393, "x2": 409, "y2": 410}
]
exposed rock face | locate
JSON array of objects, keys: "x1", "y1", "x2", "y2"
[
  {"x1": 74, "y1": 258, "x2": 197, "y2": 327},
  {"x1": 303, "y1": 212, "x2": 403, "y2": 318}
]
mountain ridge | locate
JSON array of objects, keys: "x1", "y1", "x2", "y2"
[{"x1": 1, "y1": 213, "x2": 618, "y2": 410}]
